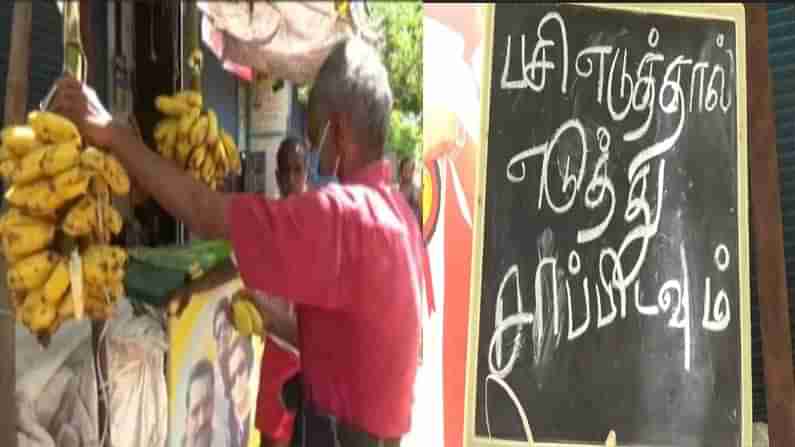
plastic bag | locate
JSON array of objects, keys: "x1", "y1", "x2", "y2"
[{"x1": 105, "y1": 300, "x2": 168, "y2": 447}]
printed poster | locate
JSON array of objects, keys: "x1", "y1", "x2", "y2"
[{"x1": 169, "y1": 279, "x2": 265, "y2": 447}]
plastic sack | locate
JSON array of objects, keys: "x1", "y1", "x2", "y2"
[
  {"x1": 753, "y1": 423, "x2": 769, "y2": 447},
  {"x1": 16, "y1": 319, "x2": 98, "y2": 447},
  {"x1": 105, "y1": 300, "x2": 169, "y2": 447},
  {"x1": 198, "y1": 1, "x2": 378, "y2": 85}
]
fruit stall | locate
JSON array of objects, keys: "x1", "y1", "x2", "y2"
[{"x1": 2, "y1": 1, "x2": 377, "y2": 446}]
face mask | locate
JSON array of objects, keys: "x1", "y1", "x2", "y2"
[{"x1": 306, "y1": 121, "x2": 338, "y2": 188}]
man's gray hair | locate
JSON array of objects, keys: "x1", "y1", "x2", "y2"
[{"x1": 309, "y1": 37, "x2": 393, "y2": 153}]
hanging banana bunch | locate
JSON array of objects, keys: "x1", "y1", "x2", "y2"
[
  {"x1": 152, "y1": 35, "x2": 242, "y2": 190},
  {"x1": 0, "y1": 1, "x2": 130, "y2": 345}
]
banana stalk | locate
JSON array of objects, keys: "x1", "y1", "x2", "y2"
[{"x1": 62, "y1": 1, "x2": 86, "y2": 82}]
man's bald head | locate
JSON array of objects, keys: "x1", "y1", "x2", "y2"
[{"x1": 308, "y1": 37, "x2": 393, "y2": 164}]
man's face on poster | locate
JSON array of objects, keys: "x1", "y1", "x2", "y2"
[
  {"x1": 222, "y1": 338, "x2": 253, "y2": 426},
  {"x1": 185, "y1": 370, "x2": 214, "y2": 447},
  {"x1": 214, "y1": 303, "x2": 237, "y2": 356}
]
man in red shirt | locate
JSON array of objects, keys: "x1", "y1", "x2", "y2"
[{"x1": 52, "y1": 37, "x2": 424, "y2": 447}]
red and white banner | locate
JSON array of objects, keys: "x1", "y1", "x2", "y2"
[{"x1": 405, "y1": 5, "x2": 486, "y2": 447}]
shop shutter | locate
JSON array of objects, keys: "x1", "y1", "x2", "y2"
[
  {"x1": 0, "y1": 1, "x2": 108, "y2": 120},
  {"x1": 0, "y1": 1, "x2": 62, "y2": 121},
  {"x1": 202, "y1": 45, "x2": 238, "y2": 145}
]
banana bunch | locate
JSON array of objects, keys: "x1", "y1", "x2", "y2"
[
  {"x1": 153, "y1": 91, "x2": 241, "y2": 190},
  {"x1": 231, "y1": 290, "x2": 266, "y2": 337},
  {"x1": 0, "y1": 111, "x2": 130, "y2": 343}
]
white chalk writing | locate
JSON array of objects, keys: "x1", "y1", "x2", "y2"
[{"x1": 485, "y1": 11, "x2": 738, "y2": 440}]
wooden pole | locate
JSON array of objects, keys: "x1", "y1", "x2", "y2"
[
  {"x1": 4, "y1": 2, "x2": 33, "y2": 126},
  {"x1": 746, "y1": 5, "x2": 795, "y2": 446},
  {"x1": 0, "y1": 4, "x2": 33, "y2": 447}
]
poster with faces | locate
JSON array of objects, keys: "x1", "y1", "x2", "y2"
[{"x1": 169, "y1": 279, "x2": 265, "y2": 447}]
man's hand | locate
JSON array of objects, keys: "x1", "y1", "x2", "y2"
[
  {"x1": 50, "y1": 76, "x2": 116, "y2": 148},
  {"x1": 233, "y1": 289, "x2": 299, "y2": 348}
]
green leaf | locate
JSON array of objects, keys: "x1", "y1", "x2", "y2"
[{"x1": 370, "y1": 2, "x2": 422, "y2": 161}]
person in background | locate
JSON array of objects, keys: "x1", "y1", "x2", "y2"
[
  {"x1": 398, "y1": 157, "x2": 421, "y2": 223},
  {"x1": 184, "y1": 359, "x2": 216, "y2": 447},
  {"x1": 256, "y1": 136, "x2": 306, "y2": 447},
  {"x1": 52, "y1": 36, "x2": 426, "y2": 447},
  {"x1": 303, "y1": 127, "x2": 338, "y2": 189}
]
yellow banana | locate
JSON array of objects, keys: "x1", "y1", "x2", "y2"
[
  {"x1": 232, "y1": 299, "x2": 254, "y2": 336},
  {"x1": 177, "y1": 90, "x2": 203, "y2": 108},
  {"x1": 43, "y1": 259, "x2": 70, "y2": 305},
  {"x1": 54, "y1": 166, "x2": 92, "y2": 202},
  {"x1": 190, "y1": 114, "x2": 210, "y2": 147},
  {"x1": 160, "y1": 142, "x2": 175, "y2": 161},
  {"x1": 100, "y1": 154, "x2": 130, "y2": 196},
  {"x1": 28, "y1": 111, "x2": 81, "y2": 144},
  {"x1": 57, "y1": 295, "x2": 75, "y2": 319},
  {"x1": 160, "y1": 120, "x2": 179, "y2": 153},
  {"x1": 41, "y1": 140, "x2": 81, "y2": 176},
  {"x1": 6, "y1": 179, "x2": 55, "y2": 215},
  {"x1": 80, "y1": 148, "x2": 130, "y2": 196},
  {"x1": 0, "y1": 145, "x2": 12, "y2": 161},
  {"x1": 13, "y1": 145, "x2": 49, "y2": 185},
  {"x1": 30, "y1": 303, "x2": 58, "y2": 332},
  {"x1": 80, "y1": 146, "x2": 105, "y2": 171},
  {"x1": 176, "y1": 141, "x2": 193, "y2": 167},
  {"x1": 98, "y1": 200, "x2": 123, "y2": 236},
  {"x1": 0, "y1": 208, "x2": 51, "y2": 233},
  {"x1": 1, "y1": 219, "x2": 56, "y2": 260},
  {"x1": 220, "y1": 131, "x2": 236, "y2": 153},
  {"x1": 62, "y1": 196, "x2": 98, "y2": 237},
  {"x1": 221, "y1": 131, "x2": 241, "y2": 174},
  {"x1": 82, "y1": 244, "x2": 127, "y2": 286},
  {"x1": 154, "y1": 118, "x2": 174, "y2": 141},
  {"x1": 201, "y1": 157, "x2": 216, "y2": 183},
  {"x1": 178, "y1": 108, "x2": 202, "y2": 136},
  {"x1": 7, "y1": 251, "x2": 59, "y2": 291},
  {"x1": 1, "y1": 125, "x2": 40, "y2": 157},
  {"x1": 189, "y1": 144, "x2": 207, "y2": 170},
  {"x1": 206, "y1": 109, "x2": 219, "y2": 145},
  {"x1": 0, "y1": 158, "x2": 18, "y2": 181},
  {"x1": 21, "y1": 288, "x2": 45, "y2": 327},
  {"x1": 247, "y1": 300, "x2": 266, "y2": 335},
  {"x1": 155, "y1": 95, "x2": 193, "y2": 116},
  {"x1": 25, "y1": 291, "x2": 58, "y2": 332},
  {"x1": 214, "y1": 140, "x2": 229, "y2": 167}
]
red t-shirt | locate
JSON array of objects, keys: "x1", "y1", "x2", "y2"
[{"x1": 226, "y1": 160, "x2": 423, "y2": 438}]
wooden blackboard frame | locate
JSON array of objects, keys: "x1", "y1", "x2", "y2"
[{"x1": 463, "y1": 3, "x2": 752, "y2": 446}]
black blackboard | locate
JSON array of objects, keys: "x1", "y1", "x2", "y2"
[{"x1": 469, "y1": 4, "x2": 750, "y2": 446}]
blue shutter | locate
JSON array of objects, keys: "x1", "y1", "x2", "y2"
[
  {"x1": 0, "y1": 1, "x2": 62, "y2": 121},
  {"x1": 0, "y1": 1, "x2": 109, "y2": 120},
  {"x1": 760, "y1": 3, "x2": 795, "y2": 423},
  {"x1": 202, "y1": 45, "x2": 238, "y2": 144}
]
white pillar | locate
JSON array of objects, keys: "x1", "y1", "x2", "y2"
[{"x1": 248, "y1": 76, "x2": 292, "y2": 199}]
